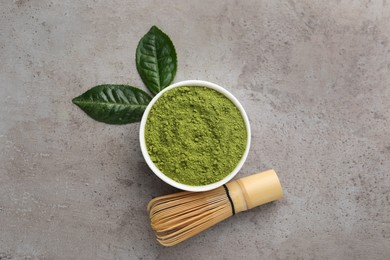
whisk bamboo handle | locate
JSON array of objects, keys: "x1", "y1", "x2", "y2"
[{"x1": 226, "y1": 169, "x2": 283, "y2": 213}]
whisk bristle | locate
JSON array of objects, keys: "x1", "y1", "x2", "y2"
[{"x1": 148, "y1": 186, "x2": 233, "y2": 246}]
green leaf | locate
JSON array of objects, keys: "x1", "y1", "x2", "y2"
[
  {"x1": 72, "y1": 85, "x2": 152, "y2": 124},
  {"x1": 136, "y1": 26, "x2": 177, "y2": 95}
]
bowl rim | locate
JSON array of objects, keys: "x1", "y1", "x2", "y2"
[{"x1": 139, "y1": 80, "x2": 251, "y2": 192}]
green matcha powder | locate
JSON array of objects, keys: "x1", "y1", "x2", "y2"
[{"x1": 145, "y1": 86, "x2": 247, "y2": 186}]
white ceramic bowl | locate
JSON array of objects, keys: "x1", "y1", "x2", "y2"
[{"x1": 140, "y1": 80, "x2": 251, "y2": 192}]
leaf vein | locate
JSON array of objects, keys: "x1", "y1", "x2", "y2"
[{"x1": 75, "y1": 100, "x2": 147, "y2": 108}]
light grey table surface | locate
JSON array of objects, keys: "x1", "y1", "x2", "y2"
[{"x1": 1, "y1": 1, "x2": 389, "y2": 259}]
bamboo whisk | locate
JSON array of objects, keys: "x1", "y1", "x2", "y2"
[{"x1": 147, "y1": 169, "x2": 283, "y2": 246}]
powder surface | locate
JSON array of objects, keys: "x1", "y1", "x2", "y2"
[{"x1": 145, "y1": 86, "x2": 247, "y2": 186}]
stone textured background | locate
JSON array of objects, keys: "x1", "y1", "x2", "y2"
[{"x1": 1, "y1": 0, "x2": 389, "y2": 259}]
